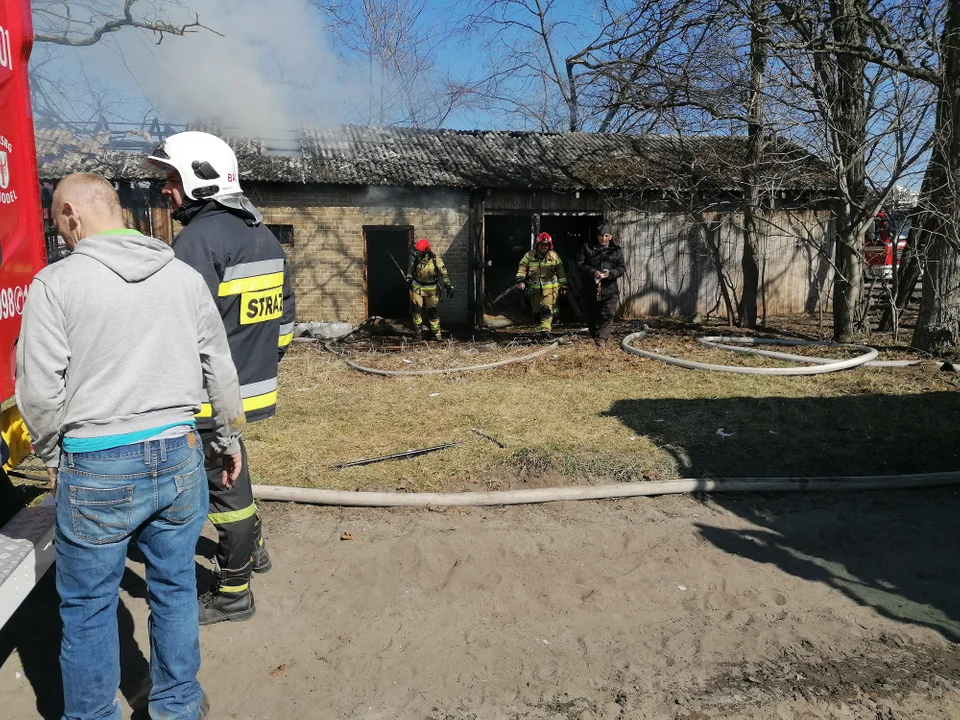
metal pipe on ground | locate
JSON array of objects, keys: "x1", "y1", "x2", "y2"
[
  {"x1": 334, "y1": 442, "x2": 459, "y2": 470},
  {"x1": 253, "y1": 471, "x2": 960, "y2": 508}
]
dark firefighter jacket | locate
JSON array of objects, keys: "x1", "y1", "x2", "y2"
[
  {"x1": 173, "y1": 201, "x2": 296, "y2": 426},
  {"x1": 577, "y1": 241, "x2": 626, "y2": 299}
]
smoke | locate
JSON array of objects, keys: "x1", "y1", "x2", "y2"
[{"x1": 36, "y1": 0, "x2": 355, "y2": 140}]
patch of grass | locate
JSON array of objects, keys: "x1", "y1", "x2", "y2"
[{"x1": 246, "y1": 317, "x2": 960, "y2": 492}]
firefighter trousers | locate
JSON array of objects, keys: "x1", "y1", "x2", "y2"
[
  {"x1": 530, "y1": 286, "x2": 559, "y2": 332},
  {"x1": 200, "y1": 433, "x2": 257, "y2": 581},
  {"x1": 410, "y1": 285, "x2": 441, "y2": 334}
]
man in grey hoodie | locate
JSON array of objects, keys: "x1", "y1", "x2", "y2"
[{"x1": 16, "y1": 173, "x2": 245, "y2": 720}]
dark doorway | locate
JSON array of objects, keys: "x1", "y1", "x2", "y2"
[
  {"x1": 539, "y1": 215, "x2": 600, "y2": 320},
  {"x1": 365, "y1": 226, "x2": 412, "y2": 319},
  {"x1": 483, "y1": 215, "x2": 531, "y2": 310},
  {"x1": 482, "y1": 213, "x2": 601, "y2": 323}
]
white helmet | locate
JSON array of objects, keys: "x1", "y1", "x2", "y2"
[{"x1": 146, "y1": 131, "x2": 242, "y2": 201}]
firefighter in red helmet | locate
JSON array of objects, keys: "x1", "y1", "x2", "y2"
[
  {"x1": 407, "y1": 238, "x2": 453, "y2": 339},
  {"x1": 516, "y1": 232, "x2": 567, "y2": 339}
]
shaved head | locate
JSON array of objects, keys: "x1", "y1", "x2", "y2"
[
  {"x1": 51, "y1": 173, "x2": 126, "y2": 248},
  {"x1": 52, "y1": 173, "x2": 121, "y2": 216}
]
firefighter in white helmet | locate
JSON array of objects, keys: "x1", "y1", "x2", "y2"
[{"x1": 146, "y1": 131, "x2": 296, "y2": 625}]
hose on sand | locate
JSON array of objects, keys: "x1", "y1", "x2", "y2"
[{"x1": 253, "y1": 471, "x2": 960, "y2": 507}]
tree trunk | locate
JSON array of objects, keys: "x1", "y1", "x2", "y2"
[
  {"x1": 915, "y1": 237, "x2": 960, "y2": 350},
  {"x1": 913, "y1": 0, "x2": 960, "y2": 351},
  {"x1": 738, "y1": 0, "x2": 768, "y2": 329},
  {"x1": 830, "y1": 0, "x2": 869, "y2": 342},
  {"x1": 833, "y1": 226, "x2": 867, "y2": 341}
]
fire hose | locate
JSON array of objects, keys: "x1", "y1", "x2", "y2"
[
  {"x1": 252, "y1": 471, "x2": 960, "y2": 507},
  {"x1": 620, "y1": 328, "x2": 918, "y2": 374},
  {"x1": 342, "y1": 342, "x2": 559, "y2": 376}
]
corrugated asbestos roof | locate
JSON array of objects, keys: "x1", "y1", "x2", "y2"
[{"x1": 36, "y1": 125, "x2": 833, "y2": 191}]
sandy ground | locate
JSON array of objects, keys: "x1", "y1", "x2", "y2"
[{"x1": 2, "y1": 488, "x2": 960, "y2": 719}]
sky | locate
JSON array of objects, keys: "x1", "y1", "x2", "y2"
[
  {"x1": 29, "y1": 0, "x2": 512, "y2": 136},
  {"x1": 31, "y1": 0, "x2": 367, "y2": 137},
  {"x1": 28, "y1": 0, "x2": 616, "y2": 136},
  {"x1": 25, "y1": 0, "x2": 933, "y2": 190}
]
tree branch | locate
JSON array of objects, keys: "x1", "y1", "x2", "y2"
[{"x1": 34, "y1": 0, "x2": 221, "y2": 46}]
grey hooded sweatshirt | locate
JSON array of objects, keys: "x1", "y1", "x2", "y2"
[{"x1": 16, "y1": 229, "x2": 245, "y2": 467}]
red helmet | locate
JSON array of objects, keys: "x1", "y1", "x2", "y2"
[
  {"x1": 414, "y1": 238, "x2": 431, "y2": 252},
  {"x1": 536, "y1": 232, "x2": 553, "y2": 249}
]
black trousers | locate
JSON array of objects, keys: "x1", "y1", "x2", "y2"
[
  {"x1": 200, "y1": 434, "x2": 256, "y2": 577},
  {"x1": 585, "y1": 293, "x2": 618, "y2": 340}
]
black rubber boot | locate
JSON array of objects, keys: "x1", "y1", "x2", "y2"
[
  {"x1": 253, "y1": 515, "x2": 272, "y2": 574},
  {"x1": 199, "y1": 564, "x2": 255, "y2": 626}
]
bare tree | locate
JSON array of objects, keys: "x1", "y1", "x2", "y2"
[
  {"x1": 737, "y1": 0, "x2": 770, "y2": 327},
  {"x1": 315, "y1": 0, "x2": 465, "y2": 127},
  {"x1": 29, "y1": 1, "x2": 218, "y2": 127},
  {"x1": 762, "y1": 0, "x2": 936, "y2": 341},
  {"x1": 457, "y1": 0, "x2": 720, "y2": 132},
  {"x1": 772, "y1": 0, "x2": 942, "y2": 344},
  {"x1": 767, "y1": 0, "x2": 872, "y2": 341},
  {"x1": 32, "y1": 0, "x2": 214, "y2": 46},
  {"x1": 911, "y1": 0, "x2": 960, "y2": 350}
]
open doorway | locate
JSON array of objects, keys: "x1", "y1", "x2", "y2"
[
  {"x1": 539, "y1": 215, "x2": 600, "y2": 320},
  {"x1": 482, "y1": 213, "x2": 600, "y2": 323},
  {"x1": 483, "y1": 215, "x2": 531, "y2": 310},
  {"x1": 364, "y1": 226, "x2": 412, "y2": 319}
]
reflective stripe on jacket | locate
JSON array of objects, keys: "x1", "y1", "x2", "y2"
[
  {"x1": 517, "y1": 249, "x2": 567, "y2": 290},
  {"x1": 174, "y1": 202, "x2": 296, "y2": 425}
]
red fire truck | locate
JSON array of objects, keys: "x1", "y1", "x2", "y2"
[
  {"x1": 864, "y1": 210, "x2": 908, "y2": 280},
  {"x1": 0, "y1": 0, "x2": 55, "y2": 627}
]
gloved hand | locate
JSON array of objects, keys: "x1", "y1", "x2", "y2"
[
  {"x1": 558, "y1": 286, "x2": 567, "y2": 297},
  {"x1": 517, "y1": 281, "x2": 526, "y2": 291},
  {"x1": 444, "y1": 284, "x2": 454, "y2": 299}
]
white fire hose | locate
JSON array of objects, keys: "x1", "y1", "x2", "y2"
[
  {"x1": 343, "y1": 342, "x2": 559, "y2": 376},
  {"x1": 257, "y1": 329, "x2": 932, "y2": 507},
  {"x1": 253, "y1": 471, "x2": 960, "y2": 507},
  {"x1": 621, "y1": 329, "x2": 918, "y2": 374}
]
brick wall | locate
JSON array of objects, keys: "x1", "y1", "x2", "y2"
[{"x1": 247, "y1": 183, "x2": 472, "y2": 325}]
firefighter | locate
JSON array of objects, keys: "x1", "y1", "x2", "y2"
[
  {"x1": 146, "y1": 132, "x2": 296, "y2": 625},
  {"x1": 407, "y1": 238, "x2": 453, "y2": 340},
  {"x1": 516, "y1": 232, "x2": 567, "y2": 339},
  {"x1": 577, "y1": 224, "x2": 626, "y2": 347}
]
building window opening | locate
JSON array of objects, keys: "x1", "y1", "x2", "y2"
[{"x1": 267, "y1": 224, "x2": 295, "y2": 247}]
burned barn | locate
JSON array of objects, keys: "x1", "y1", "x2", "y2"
[{"x1": 36, "y1": 125, "x2": 834, "y2": 326}]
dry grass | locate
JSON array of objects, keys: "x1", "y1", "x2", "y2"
[{"x1": 245, "y1": 317, "x2": 960, "y2": 492}]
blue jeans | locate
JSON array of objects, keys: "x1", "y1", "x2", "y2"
[{"x1": 55, "y1": 432, "x2": 208, "y2": 720}]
